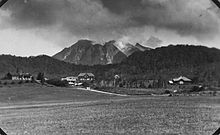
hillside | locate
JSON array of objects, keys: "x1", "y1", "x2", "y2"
[
  {"x1": 0, "y1": 45, "x2": 220, "y2": 85},
  {"x1": 123, "y1": 45, "x2": 220, "y2": 70},
  {"x1": 0, "y1": 55, "x2": 77, "y2": 78},
  {"x1": 117, "y1": 45, "x2": 220, "y2": 84}
]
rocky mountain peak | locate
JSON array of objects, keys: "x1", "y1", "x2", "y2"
[{"x1": 53, "y1": 38, "x2": 157, "y2": 65}]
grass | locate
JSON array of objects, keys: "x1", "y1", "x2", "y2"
[
  {"x1": 0, "y1": 97, "x2": 219, "y2": 135},
  {"x1": 0, "y1": 85, "x2": 219, "y2": 134},
  {"x1": 95, "y1": 87, "x2": 167, "y2": 95},
  {"x1": 96, "y1": 86, "x2": 220, "y2": 96},
  {"x1": 0, "y1": 84, "x2": 120, "y2": 106}
]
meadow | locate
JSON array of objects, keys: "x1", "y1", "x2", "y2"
[{"x1": 0, "y1": 85, "x2": 219, "y2": 135}]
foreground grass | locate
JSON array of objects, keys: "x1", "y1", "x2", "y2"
[
  {"x1": 0, "y1": 96, "x2": 220, "y2": 135},
  {"x1": 0, "y1": 84, "x2": 120, "y2": 106},
  {"x1": 0, "y1": 85, "x2": 219, "y2": 134}
]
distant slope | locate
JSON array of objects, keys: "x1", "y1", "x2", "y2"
[
  {"x1": 113, "y1": 36, "x2": 160, "y2": 56},
  {"x1": 119, "y1": 45, "x2": 220, "y2": 82},
  {"x1": 124, "y1": 45, "x2": 220, "y2": 70},
  {"x1": 0, "y1": 55, "x2": 77, "y2": 78},
  {"x1": 145, "y1": 36, "x2": 163, "y2": 48},
  {"x1": 113, "y1": 42, "x2": 140, "y2": 56},
  {"x1": 135, "y1": 43, "x2": 151, "y2": 52},
  {"x1": 103, "y1": 41, "x2": 127, "y2": 64}
]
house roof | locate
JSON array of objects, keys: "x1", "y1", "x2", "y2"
[
  {"x1": 173, "y1": 76, "x2": 192, "y2": 82},
  {"x1": 12, "y1": 73, "x2": 32, "y2": 77},
  {"x1": 62, "y1": 76, "x2": 78, "y2": 79},
  {"x1": 78, "y1": 73, "x2": 95, "y2": 77}
]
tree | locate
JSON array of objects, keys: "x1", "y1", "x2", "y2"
[
  {"x1": 46, "y1": 79, "x2": 68, "y2": 87},
  {"x1": 5, "y1": 72, "x2": 12, "y2": 80},
  {"x1": 36, "y1": 72, "x2": 45, "y2": 84}
]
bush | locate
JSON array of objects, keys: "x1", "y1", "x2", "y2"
[
  {"x1": 18, "y1": 80, "x2": 23, "y2": 84},
  {"x1": 213, "y1": 91, "x2": 217, "y2": 96},
  {"x1": 190, "y1": 86, "x2": 204, "y2": 92},
  {"x1": 3, "y1": 82, "x2": 7, "y2": 85},
  {"x1": 30, "y1": 77, "x2": 35, "y2": 83},
  {"x1": 46, "y1": 79, "x2": 68, "y2": 87},
  {"x1": 82, "y1": 82, "x2": 90, "y2": 88},
  {"x1": 25, "y1": 80, "x2": 30, "y2": 83},
  {"x1": 164, "y1": 90, "x2": 171, "y2": 94},
  {"x1": 11, "y1": 81, "x2": 15, "y2": 84}
]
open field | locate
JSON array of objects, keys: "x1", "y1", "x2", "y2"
[
  {"x1": 0, "y1": 85, "x2": 220, "y2": 135},
  {"x1": 0, "y1": 84, "x2": 123, "y2": 107},
  {"x1": 96, "y1": 86, "x2": 220, "y2": 96}
]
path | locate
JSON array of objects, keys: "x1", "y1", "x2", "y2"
[{"x1": 76, "y1": 87, "x2": 128, "y2": 96}]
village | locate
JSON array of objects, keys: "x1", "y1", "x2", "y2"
[{"x1": 1, "y1": 69, "x2": 217, "y2": 96}]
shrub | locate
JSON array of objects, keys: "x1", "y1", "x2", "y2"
[
  {"x1": 18, "y1": 80, "x2": 23, "y2": 84},
  {"x1": 25, "y1": 80, "x2": 30, "y2": 83},
  {"x1": 11, "y1": 81, "x2": 15, "y2": 84},
  {"x1": 164, "y1": 90, "x2": 171, "y2": 94},
  {"x1": 82, "y1": 82, "x2": 90, "y2": 88},
  {"x1": 46, "y1": 79, "x2": 68, "y2": 87},
  {"x1": 30, "y1": 77, "x2": 35, "y2": 83},
  {"x1": 190, "y1": 85, "x2": 204, "y2": 92},
  {"x1": 3, "y1": 82, "x2": 7, "y2": 85},
  {"x1": 213, "y1": 91, "x2": 217, "y2": 96},
  {"x1": 37, "y1": 72, "x2": 45, "y2": 84},
  {"x1": 4, "y1": 72, "x2": 12, "y2": 80}
]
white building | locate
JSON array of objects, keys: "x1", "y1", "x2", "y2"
[{"x1": 61, "y1": 76, "x2": 78, "y2": 85}]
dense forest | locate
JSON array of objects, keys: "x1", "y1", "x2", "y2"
[
  {"x1": 0, "y1": 45, "x2": 220, "y2": 87},
  {"x1": 117, "y1": 45, "x2": 220, "y2": 87}
]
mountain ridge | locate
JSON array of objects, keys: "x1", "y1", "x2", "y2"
[
  {"x1": 0, "y1": 45, "x2": 219, "y2": 85},
  {"x1": 53, "y1": 39, "x2": 151, "y2": 65}
]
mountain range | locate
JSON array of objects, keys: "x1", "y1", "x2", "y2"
[
  {"x1": 53, "y1": 39, "x2": 151, "y2": 65},
  {"x1": 0, "y1": 45, "x2": 219, "y2": 85}
]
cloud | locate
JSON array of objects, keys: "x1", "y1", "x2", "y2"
[
  {"x1": 2, "y1": 0, "x2": 220, "y2": 40},
  {"x1": 0, "y1": 0, "x2": 220, "y2": 56},
  {"x1": 0, "y1": 28, "x2": 60, "y2": 56},
  {"x1": 100, "y1": 0, "x2": 220, "y2": 40},
  {"x1": 1, "y1": 0, "x2": 128, "y2": 41}
]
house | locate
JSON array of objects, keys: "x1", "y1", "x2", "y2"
[
  {"x1": 169, "y1": 76, "x2": 192, "y2": 85},
  {"x1": 12, "y1": 73, "x2": 32, "y2": 81},
  {"x1": 78, "y1": 73, "x2": 95, "y2": 82},
  {"x1": 61, "y1": 76, "x2": 78, "y2": 82},
  {"x1": 61, "y1": 76, "x2": 78, "y2": 85}
]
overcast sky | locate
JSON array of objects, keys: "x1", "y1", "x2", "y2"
[{"x1": 0, "y1": 0, "x2": 220, "y2": 56}]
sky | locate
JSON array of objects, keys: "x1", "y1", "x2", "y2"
[{"x1": 0, "y1": 0, "x2": 220, "y2": 56}]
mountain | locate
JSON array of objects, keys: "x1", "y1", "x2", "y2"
[
  {"x1": 53, "y1": 40, "x2": 127, "y2": 65},
  {"x1": 53, "y1": 39, "x2": 152, "y2": 65},
  {"x1": 113, "y1": 36, "x2": 161, "y2": 56},
  {"x1": 145, "y1": 36, "x2": 163, "y2": 48},
  {"x1": 135, "y1": 43, "x2": 151, "y2": 52},
  {"x1": 103, "y1": 41, "x2": 127, "y2": 64},
  {"x1": 113, "y1": 36, "x2": 160, "y2": 56},
  {"x1": 1, "y1": 45, "x2": 219, "y2": 85},
  {"x1": 113, "y1": 41, "x2": 140, "y2": 56}
]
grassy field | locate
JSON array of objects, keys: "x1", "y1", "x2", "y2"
[
  {"x1": 0, "y1": 84, "x2": 122, "y2": 106},
  {"x1": 0, "y1": 85, "x2": 220, "y2": 135}
]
